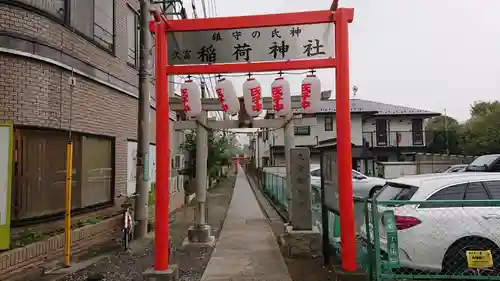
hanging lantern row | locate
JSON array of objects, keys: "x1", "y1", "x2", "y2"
[{"x1": 179, "y1": 74, "x2": 321, "y2": 118}]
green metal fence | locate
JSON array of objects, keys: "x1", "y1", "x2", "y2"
[
  {"x1": 259, "y1": 170, "x2": 500, "y2": 280},
  {"x1": 261, "y1": 171, "x2": 322, "y2": 230},
  {"x1": 365, "y1": 199, "x2": 500, "y2": 281},
  {"x1": 325, "y1": 198, "x2": 374, "y2": 274},
  {"x1": 262, "y1": 172, "x2": 288, "y2": 208}
]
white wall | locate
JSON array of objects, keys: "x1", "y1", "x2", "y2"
[{"x1": 262, "y1": 114, "x2": 364, "y2": 147}]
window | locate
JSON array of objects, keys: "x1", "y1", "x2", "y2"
[
  {"x1": 294, "y1": 126, "x2": 310, "y2": 136},
  {"x1": 127, "y1": 7, "x2": 139, "y2": 66},
  {"x1": 352, "y1": 170, "x2": 366, "y2": 179},
  {"x1": 428, "y1": 184, "x2": 466, "y2": 200},
  {"x1": 70, "y1": 0, "x2": 115, "y2": 52},
  {"x1": 22, "y1": 1, "x2": 115, "y2": 52},
  {"x1": 484, "y1": 181, "x2": 500, "y2": 199},
  {"x1": 81, "y1": 136, "x2": 113, "y2": 207},
  {"x1": 324, "y1": 116, "x2": 333, "y2": 131},
  {"x1": 11, "y1": 128, "x2": 114, "y2": 221},
  {"x1": 412, "y1": 119, "x2": 424, "y2": 145},
  {"x1": 376, "y1": 182, "x2": 419, "y2": 201},
  {"x1": 464, "y1": 182, "x2": 489, "y2": 200},
  {"x1": 21, "y1": 0, "x2": 66, "y2": 18},
  {"x1": 311, "y1": 169, "x2": 321, "y2": 177},
  {"x1": 93, "y1": 0, "x2": 114, "y2": 50},
  {"x1": 423, "y1": 183, "x2": 466, "y2": 208}
]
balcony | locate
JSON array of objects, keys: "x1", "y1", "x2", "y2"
[{"x1": 362, "y1": 131, "x2": 426, "y2": 148}]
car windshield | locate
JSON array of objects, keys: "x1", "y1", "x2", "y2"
[
  {"x1": 376, "y1": 182, "x2": 419, "y2": 201},
  {"x1": 468, "y1": 155, "x2": 500, "y2": 170},
  {"x1": 352, "y1": 170, "x2": 367, "y2": 178}
]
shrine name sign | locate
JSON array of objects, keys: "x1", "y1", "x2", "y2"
[{"x1": 167, "y1": 23, "x2": 334, "y2": 65}]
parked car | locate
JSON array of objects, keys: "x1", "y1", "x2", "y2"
[
  {"x1": 440, "y1": 164, "x2": 468, "y2": 173},
  {"x1": 465, "y1": 154, "x2": 500, "y2": 172},
  {"x1": 364, "y1": 172, "x2": 500, "y2": 275},
  {"x1": 310, "y1": 164, "x2": 386, "y2": 198}
]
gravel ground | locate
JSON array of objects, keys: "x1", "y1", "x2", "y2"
[
  {"x1": 57, "y1": 174, "x2": 235, "y2": 281},
  {"x1": 245, "y1": 172, "x2": 336, "y2": 281}
]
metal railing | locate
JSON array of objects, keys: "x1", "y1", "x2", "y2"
[
  {"x1": 362, "y1": 131, "x2": 426, "y2": 148},
  {"x1": 329, "y1": 199, "x2": 500, "y2": 280},
  {"x1": 260, "y1": 171, "x2": 323, "y2": 231},
  {"x1": 262, "y1": 172, "x2": 288, "y2": 209}
]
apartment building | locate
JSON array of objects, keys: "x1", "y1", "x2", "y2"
[{"x1": 0, "y1": 0, "x2": 183, "y2": 222}]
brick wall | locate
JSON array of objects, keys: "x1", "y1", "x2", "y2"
[{"x1": 0, "y1": 216, "x2": 122, "y2": 280}]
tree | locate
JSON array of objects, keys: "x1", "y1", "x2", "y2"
[
  {"x1": 470, "y1": 100, "x2": 500, "y2": 118},
  {"x1": 461, "y1": 101, "x2": 500, "y2": 155},
  {"x1": 426, "y1": 101, "x2": 500, "y2": 156},
  {"x1": 425, "y1": 115, "x2": 463, "y2": 154},
  {"x1": 181, "y1": 130, "x2": 235, "y2": 191}
]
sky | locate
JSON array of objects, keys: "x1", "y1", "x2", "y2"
[{"x1": 180, "y1": 0, "x2": 500, "y2": 124}]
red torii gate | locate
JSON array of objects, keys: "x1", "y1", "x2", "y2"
[
  {"x1": 150, "y1": 3, "x2": 356, "y2": 272},
  {"x1": 232, "y1": 156, "x2": 251, "y2": 171}
]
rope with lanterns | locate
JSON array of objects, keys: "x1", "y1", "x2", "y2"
[{"x1": 179, "y1": 70, "x2": 322, "y2": 130}]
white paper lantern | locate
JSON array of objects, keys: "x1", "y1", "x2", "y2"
[
  {"x1": 180, "y1": 80, "x2": 202, "y2": 118},
  {"x1": 215, "y1": 78, "x2": 240, "y2": 116},
  {"x1": 270, "y1": 77, "x2": 291, "y2": 117},
  {"x1": 301, "y1": 75, "x2": 322, "y2": 113},
  {"x1": 242, "y1": 78, "x2": 263, "y2": 117}
]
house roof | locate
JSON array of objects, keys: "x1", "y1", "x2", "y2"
[{"x1": 265, "y1": 98, "x2": 440, "y2": 117}]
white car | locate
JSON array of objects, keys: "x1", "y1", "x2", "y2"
[
  {"x1": 441, "y1": 164, "x2": 468, "y2": 173},
  {"x1": 310, "y1": 164, "x2": 386, "y2": 198},
  {"x1": 365, "y1": 172, "x2": 500, "y2": 275}
]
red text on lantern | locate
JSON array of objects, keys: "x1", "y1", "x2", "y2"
[
  {"x1": 271, "y1": 86, "x2": 284, "y2": 112},
  {"x1": 216, "y1": 88, "x2": 230, "y2": 112},
  {"x1": 301, "y1": 83, "x2": 312, "y2": 109},
  {"x1": 181, "y1": 87, "x2": 191, "y2": 111},
  {"x1": 250, "y1": 87, "x2": 262, "y2": 112}
]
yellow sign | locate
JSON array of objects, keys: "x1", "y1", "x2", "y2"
[{"x1": 466, "y1": 250, "x2": 493, "y2": 268}]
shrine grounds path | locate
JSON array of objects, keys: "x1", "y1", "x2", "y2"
[{"x1": 200, "y1": 166, "x2": 292, "y2": 281}]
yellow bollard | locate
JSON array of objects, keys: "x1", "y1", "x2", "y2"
[{"x1": 64, "y1": 141, "x2": 73, "y2": 267}]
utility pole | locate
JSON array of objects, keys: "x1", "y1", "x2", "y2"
[
  {"x1": 444, "y1": 109, "x2": 449, "y2": 155},
  {"x1": 134, "y1": 0, "x2": 151, "y2": 239}
]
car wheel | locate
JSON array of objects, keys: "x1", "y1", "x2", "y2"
[
  {"x1": 443, "y1": 237, "x2": 500, "y2": 276},
  {"x1": 368, "y1": 186, "x2": 383, "y2": 198}
]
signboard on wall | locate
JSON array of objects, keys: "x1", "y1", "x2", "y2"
[
  {"x1": 0, "y1": 124, "x2": 13, "y2": 250},
  {"x1": 127, "y1": 141, "x2": 157, "y2": 195}
]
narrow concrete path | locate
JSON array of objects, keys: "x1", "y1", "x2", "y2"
[{"x1": 201, "y1": 166, "x2": 292, "y2": 281}]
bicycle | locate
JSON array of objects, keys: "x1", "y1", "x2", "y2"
[{"x1": 116, "y1": 193, "x2": 138, "y2": 251}]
